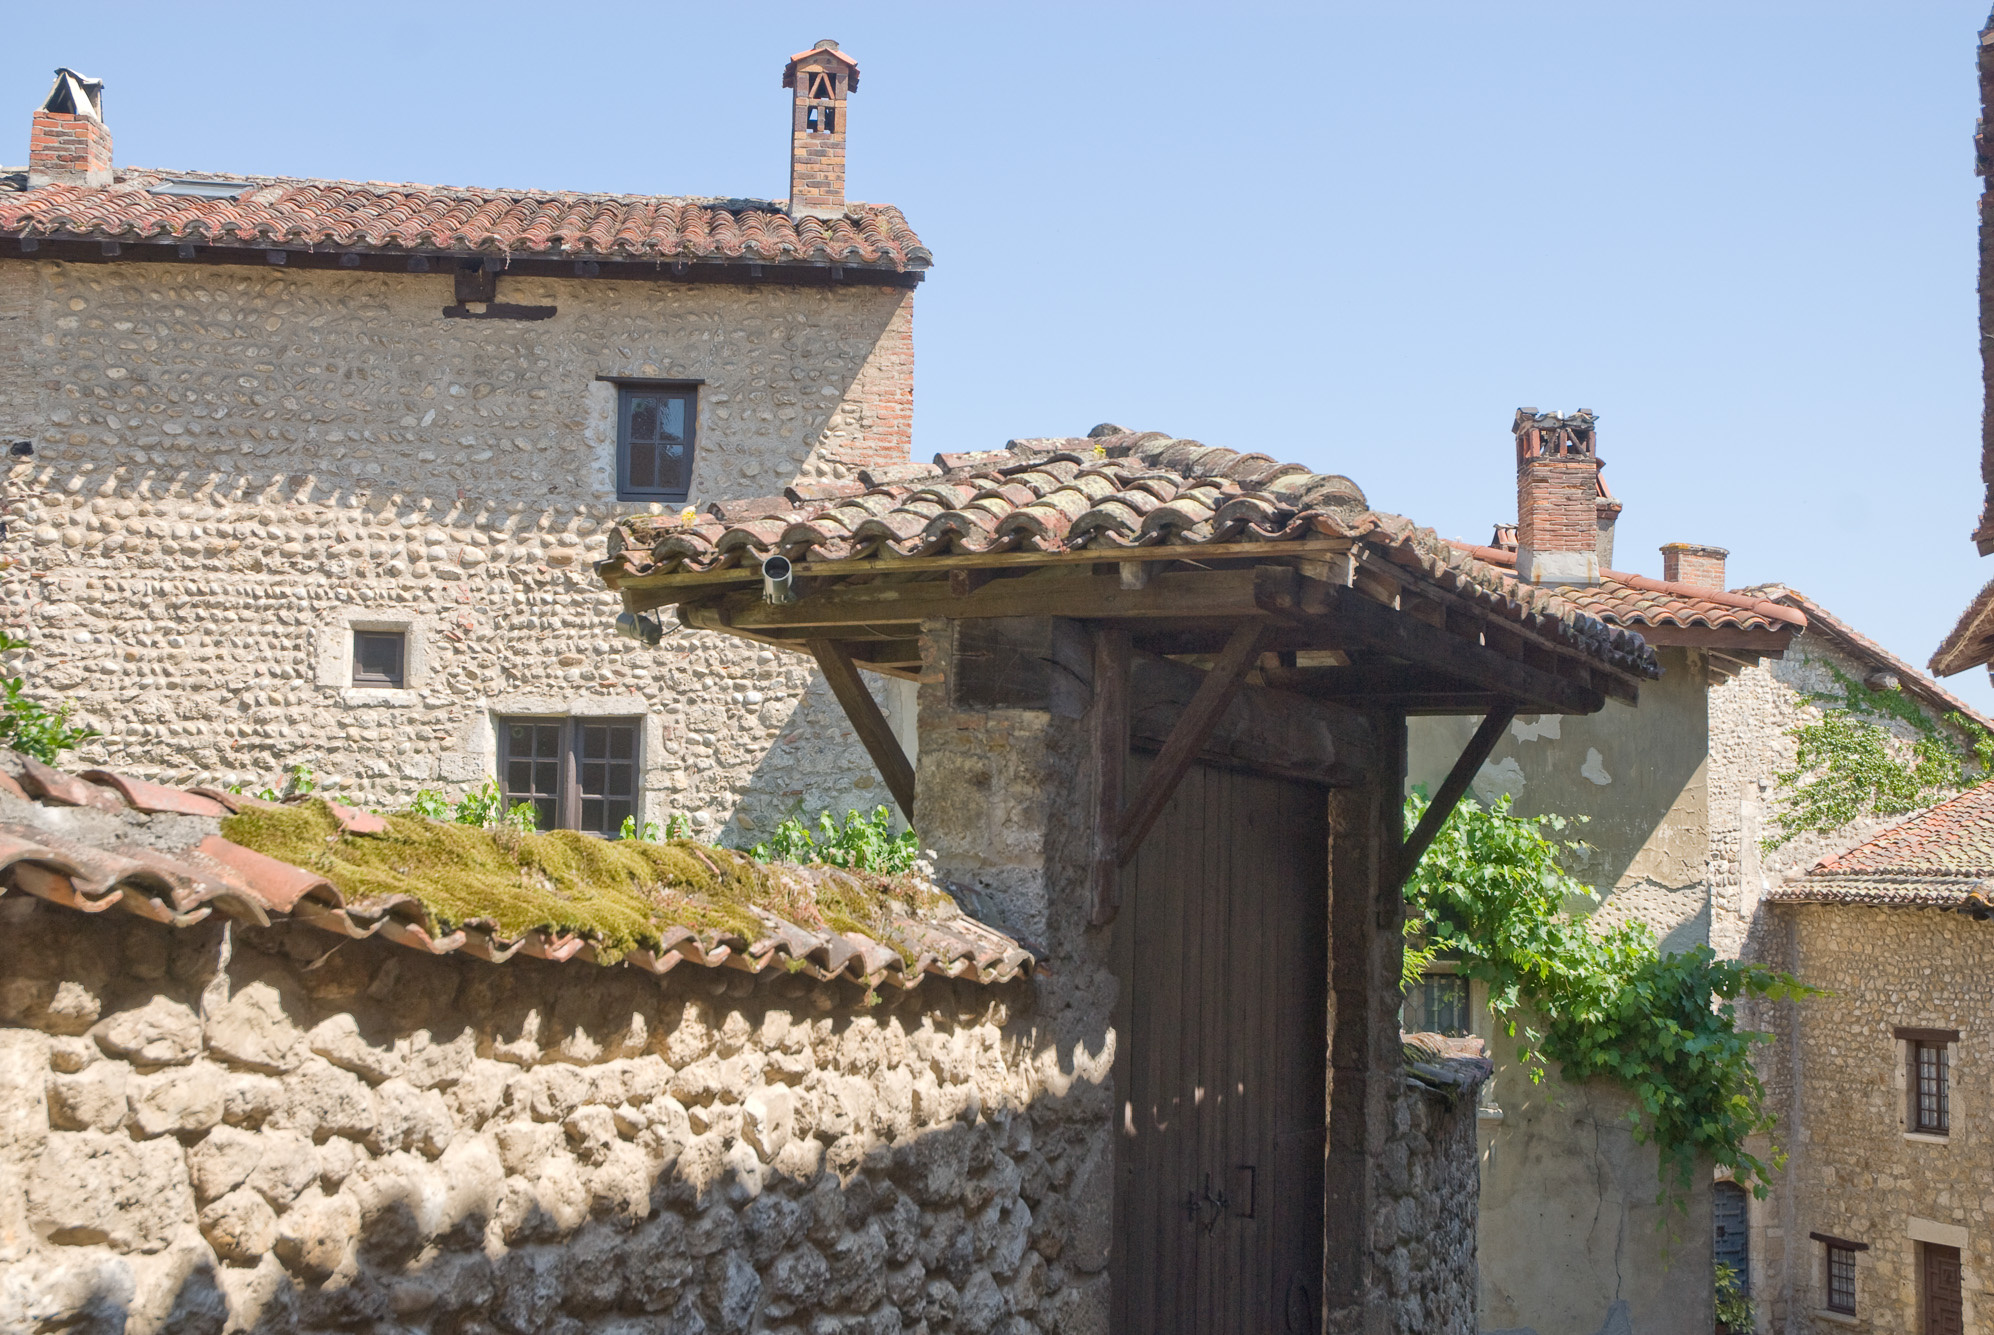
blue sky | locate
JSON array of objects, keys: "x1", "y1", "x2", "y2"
[{"x1": 9, "y1": 2, "x2": 1994, "y2": 708}]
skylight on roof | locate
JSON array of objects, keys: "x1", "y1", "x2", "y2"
[{"x1": 145, "y1": 179, "x2": 247, "y2": 200}]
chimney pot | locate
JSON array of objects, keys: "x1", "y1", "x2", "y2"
[
  {"x1": 1511, "y1": 408, "x2": 1603, "y2": 585},
  {"x1": 1660, "y1": 543, "x2": 1728, "y2": 591},
  {"x1": 26, "y1": 68, "x2": 111, "y2": 189},
  {"x1": 783, "y1": 40, "x2": 859, "y2": 219}
]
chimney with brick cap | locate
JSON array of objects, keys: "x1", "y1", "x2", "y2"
[
  {"x1": 1512, "y1": 408, "x2": 1603, "y2": 586},
  {"x1": 783, "y1": 40, "x2": 858, "y2": 219},
  {"x1": 1660, "y1": 542, "x2": 1728, "y2": 591},
  {"x1": 27, "y1": 68, "x2": 110, "y2": 189}
]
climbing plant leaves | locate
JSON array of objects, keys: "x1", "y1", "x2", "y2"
[{"x1": 1402, "y1": 791, "x2": 1814, "y2": 1210}]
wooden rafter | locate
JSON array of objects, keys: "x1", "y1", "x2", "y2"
[
  {"x1": 806, "y1": 639, "x2": 917, "y2": 819},
  {"x1": 1115, "y1": 622, "x2": 1267, "y2": 865}
]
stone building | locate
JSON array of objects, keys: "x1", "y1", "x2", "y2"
[
  {"x1": 597, "y1": 427, "x2": 1670, "y2": 1332},
  {"x1": 1403, "y1": 411, "x2": 1991, "y2": 1335},
  {"x1": 0, "y1": 48, "x2": 921, "y2": 841},
  {"x1": 1749, "y1": 782, "x2": 1994, "y2": 1332}
]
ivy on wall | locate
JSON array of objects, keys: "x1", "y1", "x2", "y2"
[
  {"x1": 1765, "y1": 666, "x2": 1994, "y2": 849},
  {"x1": 1403, "y1": 791, "x2": 1812, "y2": 1208}
]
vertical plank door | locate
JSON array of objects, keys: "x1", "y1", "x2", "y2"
[
  {"x1": 1923, "y1": 1243, "x2": 1963, "y2": 1335},
  {"x1": 1112, "y1": 757, "x2": 1329, "y2": 1334}
]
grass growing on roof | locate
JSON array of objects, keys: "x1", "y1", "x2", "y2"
[{"x1": 220, "y1": 799, "x2": 940, "y2": 958}]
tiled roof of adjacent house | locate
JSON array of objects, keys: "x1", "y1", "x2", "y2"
[
  {"x1": 0, "y1": 171, "x2": 931, "y2": 271},
  {"x1": 1746, "y1": 584, "x2": 1994, "y2": 731},
  {"x1": 600, "y1": 431, "x2": 1663, "y2": 679},
  {"x1": 0, "y1": 752, "x2": 1032, "y2": 990},
  {"x1": 1447, "y1": 541, "x2": 1806, "y2": 635},
  {"x1": 1768, "y1": 781, "x2": 1994, "y2": 909}
]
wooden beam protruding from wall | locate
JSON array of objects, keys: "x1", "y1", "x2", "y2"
[
  {"x1": 1392, "y1": 705, "x2": 1516, "y2": 892},
  {"x1": 806, "y1": 638, "x2": 917, "y2": 820},
  {"x1": 1089, "y1": 626, "x2": 1131, "y2": 926},
  {"x1": 1114, "y1": 621, "x2": 1266, "y2": 865}
]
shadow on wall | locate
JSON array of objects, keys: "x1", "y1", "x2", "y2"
[{"x1": 0, "y1": 897, "x2": 1111, "y2": 1334}]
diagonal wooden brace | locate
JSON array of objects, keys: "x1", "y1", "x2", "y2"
[
  {"x1": 1115, "y1": 621, "x2": 1267, "y2": 866},
  {"x1": 1394, "y1": 704, "x2": 1516, "y2": 887},
  {"x1": 808, "y1": 638, "x2": 917, "y2": 820}
]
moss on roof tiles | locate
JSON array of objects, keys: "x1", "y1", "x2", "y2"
[{"x1": 219, "y1": 799, "x2": 940, "y2": 960}]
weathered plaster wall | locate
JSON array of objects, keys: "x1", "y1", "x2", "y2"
[
  {"x1": 0, "y1": 258, "x2": 917, "y2": 837},
  {"x1": 1411, "y1": 645, "x2": 1712, "y2": 953},
  {"x1": 0, "y1": 890, "x2": 1107, "y2": 1335},
  {"x1": 1471, "y1": 1016, "x2": 1713, "y2": 1335},
  {"x1": 1751, "y1": 905, "x2": 1992, "y2": 1334}
]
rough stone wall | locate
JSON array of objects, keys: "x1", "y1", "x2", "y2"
[
  {"x1": 1753, "y1": 905, "x2": 1992, "y2": 1333},
  {"x1": 0, "y1": 258, "x2": 918, "y2": 838},
  {"x1": 0, "y1": 888, "x2": 1113, "y2": 1335},
  {"x1": 1374, "y1": 1078, "x2": 1481, "y2": 1335},
  {"x1": 1707, "y1": 634, "x2": 1975, "y2": 962}
]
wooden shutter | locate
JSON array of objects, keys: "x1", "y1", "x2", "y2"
[{"x1": 1711, "y1": 1182, "x2": 1748, "y2": 1293}]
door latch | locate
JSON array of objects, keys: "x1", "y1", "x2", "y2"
[{"x1": 1183, "y1": 1173, "x2": 1228, "y2": 1234}]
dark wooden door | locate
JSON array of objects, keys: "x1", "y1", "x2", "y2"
[
  {"x1": 1923, "y1": 1243, "x2": 1963, "y2": 1335},
  {"x1": 1112, "y1": 758, "x2": 1329, "y2": 1335}
]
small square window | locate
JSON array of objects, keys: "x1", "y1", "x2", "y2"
[
  {"x1": 1826, "y1": 1243, "x2": 1857, "y2": 1314},
  {"x1": 352, "y1": 631, "x2": 406, "y2": 687},
  {"x1": 1402, "y1": 972, "x2": 1470, "y2": 1037},
  {"x1": 615, "y1": 383, "x2": 697, "y2": 501}
]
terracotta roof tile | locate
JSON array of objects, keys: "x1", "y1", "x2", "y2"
[
  {"x1": 0, "y1": 171, "x2": 930, "y2": 271},
  {"x1": 1448, "y1": 542, "x2": 1805, "y2": 634},
  {"x1": 1769, "y1": 782, "x2": 1994, "y2": 908},
  {"x1": 0, "y1": 753, "x2": 1032, "y2": 991},
  {"x1": 605, "y1": 432, "x2": 1662, "y2": 680}
]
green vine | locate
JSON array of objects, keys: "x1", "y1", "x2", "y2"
[
  {"x1": 0, "y1": 632, "x2": 97, "y2": 762},
  {"x1": 1403, "y1": 791, "x2": 1813, "y2": 1208},
  {"x1": 1765, "y1": 666, "x2": 1991, "y2": 849}
]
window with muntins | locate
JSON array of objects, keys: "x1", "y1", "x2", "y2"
[
  {"x1": 1912, "y1": 1040, "x2": 1950, "y2": 1134},
  {"x1": 1826, "y1": 1243, "x2": 1856, "y2": 1314},
  {"x1": 498, "y1": 717, "x2": 642, "y2": 836},
  {"x1": 1401, "y1": 973, "x2": 1470, "y2": 1037},
  {"x1": 616, "y1": 385, "x2": 696, "y2": 501}
]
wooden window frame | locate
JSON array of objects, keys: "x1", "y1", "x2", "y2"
[
  {"x1": 351, "y1": 630, "x2": 407, "y2": 688},
  {"x1": 1824, "y1": 1241, "x2": 1858, "y2": 1314},
  {"x1": 1897, "y1": 1028, "x2": 1957, "y2": 1136},
  {"x1": 496, "y1": 716, "x2": 643, "y2": 837},
  {"x1": 603, "y1": 377, "x2": 701, "y2": 503}
]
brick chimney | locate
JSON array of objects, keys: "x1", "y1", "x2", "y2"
[
  {"x1": 27, "y1": 68, "x2": 110, "y2": 189},
  {"x1": 1660, "y1": 543, "x2": 1728, "y2": 591},
  {"x1": 1512, "y1": 408, "x2": 1603, "y2": 586},
  {"x1": 783, "y1": 40, "x2": 858, "y2": 219}
]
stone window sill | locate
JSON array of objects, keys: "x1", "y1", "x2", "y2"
[
  {"x1": 1903, "y1": 1131, "x2": 1950, "y2": 1146},
  {"x1": 340, "y1": 687, "x2": 421, "y2": 708},
  {"x1": 1476, "y1": 1107, "x2": 1504, "y2": 1122},
  {"x1": 1811, "y1": 1308, "x2": 1858, "y2": 1326}
]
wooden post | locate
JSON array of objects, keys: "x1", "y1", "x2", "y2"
[
  {"x1": 807, "y1": 638, "x2": 917, "y2": 820},
  {"x1": 1114, "y1": 620, "x2": 1266, "y2": 865},
  {"x1": 1089, "y1": 626, "x2": 1130, "y2": 926}
]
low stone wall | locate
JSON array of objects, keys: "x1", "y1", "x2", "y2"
[
  {"x1": 0, "y1": 896, "x2": 1107, "y2": 1335},
  {"x1": 1376, "y1": 1064, "x2": 1485, "y2": 1334}
]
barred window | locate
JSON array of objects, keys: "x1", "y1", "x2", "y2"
[
  {"x1": 1826, "y1": 1243, "x2": 1856, "y2": 1314},
  {"x1": 1402, "y1": 973, "x2": 1470, "y2": 1038},
  {"x1": 1897, "y1": 1028, "x2": 1957, "y2": 1135}
]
